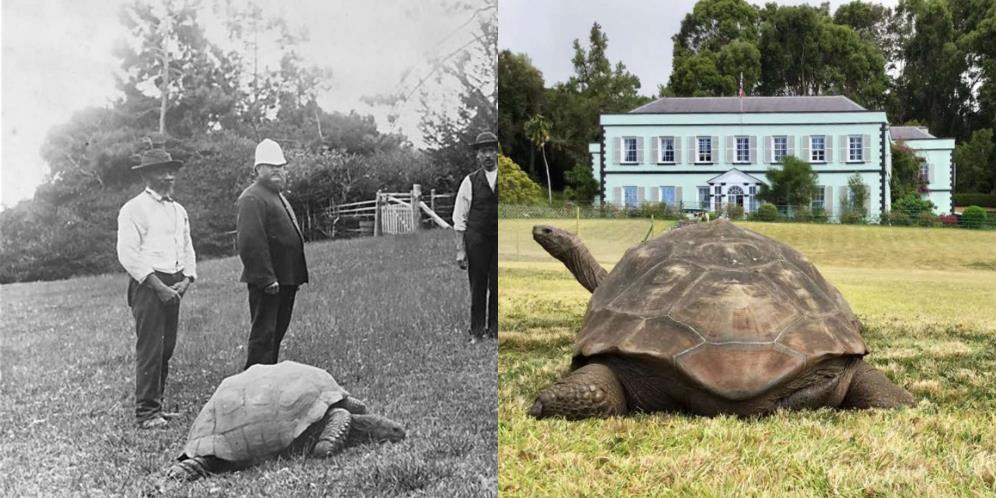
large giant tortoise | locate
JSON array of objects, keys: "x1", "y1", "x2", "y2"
[
  {"x1": 529, "y1": 220, "x2": 914, "y2": 419},
  {"x1": 167, "y1": 361, "x2": 405, "y2": 480}
]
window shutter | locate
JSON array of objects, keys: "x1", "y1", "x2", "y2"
[
  {"x1": 787, "y1": 136, "x2": 795, "y2": 157},
  {"x1": 613, "y1": 137, "x2": 621, "y2": 165},
  {"x1": 637, "y1": 187, "x2": 646, "y2": 205},
  {"x1": 765, "y1": 136, "x2": 772, "y2": 163},
  {"x1": 825, "y1": 135, "x2": 834, "y2": 163},
  {"x1": 862, "y1": 191, "x2": 870, "y2": 211},
  {"x1": 636, "y1": 137, "x2": 644, "y2": 164},
  {"x1": 674, "y1": 137, "x2": 682, "y2": 164},
  {"x1": 651, "y1": 137, "x2": 659, "y2": 164},
  {"x1": 802, "y1": 136, "x2": 810, "y2": 162},
  {"x1": 839, "y1": 186, "x2": 849, "y2": 210},
  {"x1": 726, "y1": 136, "x2": 734, "y2": 164},
  {"x1": 825, "y1": 185, "x2": 834, "y2": 214},
  {"x1": 613, "y1": 187, "x2": 622, "y2": 207},
  {"x1": 928, "y1": 163, "x2": 935, "y2": 184},
  {"x1": 863, "y1": 134, "x2": 871, "y2": 163},
  {"x1": 712, "y1": 136, "x2": 719, "y2": 161},
  {"x1": 675, "y1": 186, "x2": 683, "y2": 208},
  {"x1": 840, "y1": 135, "x2": 848, "y2": 162},
  {"x1": 651, "y1": 186, "x2": 660, "y2": 202},
  {"x1": 688, "y1": 136, "x2": 696, "y2": 163},
  {"x1": 749, "y1": 136, "x2": 757, "y2": 164}
]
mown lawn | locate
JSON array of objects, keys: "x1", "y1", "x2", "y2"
[
  {"x1": 0, "y1": 230, "x2": 497, "y2": 497},
  {"x1": 498, "y1": 219, "x2": 996, "y2": 497}
]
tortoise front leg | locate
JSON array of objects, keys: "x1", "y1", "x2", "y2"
[
  {"x1": 311, "y1": 408, "x2": 352, "y2": 457},
  {"x1": 529, "y1": 362, "x2": 627, "y2": 420},
  {"x1": 166, "y1": 456, "x2": 226, "y2": 481},
  {"x1": 839, "y1": 360, "x2": 915, "y2": 409}
]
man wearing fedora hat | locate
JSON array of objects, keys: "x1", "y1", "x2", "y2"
[
  {"x1": 453, "y1": 131, "x2": 499, "y2": 342},
  {"x1": 117, "y1": 148, "x2": 196, "y2": 429},
  {"x1": 236, "y1": 139, "x2": 308, "y2": 369}
]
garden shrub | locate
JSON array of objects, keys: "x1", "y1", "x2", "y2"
[
  {"x1": 840, "y1": 209, "x2": 866, "y2": 225},
  {"x1": 754, "y1": 203, "x2": 779, "y2": 222},
  {"x1": 961, "y1": 205, "x2": 988, "y2": 229},
  {"x1": 917, "y1": 211, "x2": 939, "y2": 227}
]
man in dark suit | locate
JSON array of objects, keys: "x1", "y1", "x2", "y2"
[
  {"x1": 237, "y1": 138, "x2": 308, "y2": 368},
  {"x1": 453, "y1": 131, "x2": 498, "y2": 342}
]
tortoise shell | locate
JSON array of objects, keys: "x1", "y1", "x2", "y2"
[
  {"x1": 575, "y1": 220, "x2": 867, "y2": 401},
  {"x1": 182, "y1": 361, "x2": 349, "y2": 461}
]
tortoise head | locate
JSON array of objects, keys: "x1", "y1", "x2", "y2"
[
  {"x1": 348, "y1": 414, "x2": 406, "y2": 445},
  {"x1": 532, "y1": 225, "x2": 580, "y2": 260}
]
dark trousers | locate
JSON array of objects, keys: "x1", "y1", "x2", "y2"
[
  {"x1": 466, "y1": 231, "x2": 498, "y2": 337},
  {"x1": 244, "y1": 284, "x2": 298, "y2": 369},
  {"x1": 128, "y1": 271, "x2": 183, "y2": 421}
]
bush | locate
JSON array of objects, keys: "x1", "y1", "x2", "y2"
[
  {"x1": 754, "y1": 203, "x2": 779, "y2": 222},
  {"x1": 497, "y1": 154, "x2": 543, "y2": 205},
  {"x1": 840, "y1": 209, "x2": 867, "y2": 225},
  {"x1": 892, "y1": 193, "x2": 936, "y2": 219},
  {"x1": 961, "y1": 205, "x2": 988, "y2": 229},
  {"x1": 724, "y1": 203, "x2": 745, "y2": 220},
  {"x1": 791, "y1": 205, "x2": 814, "y2": 222},
  {"x1": 939, "y1": 213, "x2": 959, "y2": 226},
  {"x1": 811, "y1": 207, "x2": 829, "y2": 223},
  {"x1": 953, "y1": 193, "x2": 996, "y2": 208},
  {"x1": 917, "y1": 211, "x2": 939, "y2": 227},
  {"x1": 880, "y1": 211, "x2": 911, "y2": 226}
]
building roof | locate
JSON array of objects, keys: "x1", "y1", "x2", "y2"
[
  {"x1": 890, "y1": 126, "x2": 936, "y2": 140},
  {"x1": 629, "y1": 96, "x2": 867, "y2": 114}
]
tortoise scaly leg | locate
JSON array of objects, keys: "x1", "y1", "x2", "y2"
[
  {"x1": 311, "y1": 408, "x2": 352, "y2": 457},
  {"x1": 166, "y1": 456, "x2": 223, "y2": 481},
  {"x1": 337, "y1": 396, "x2": 368, "y2": 414},
  {"x1": 839, "y1": 360, "x2": 915, "y2": 409},
  {"x1": 529, "y1": 362, "x2": 626, "y2": 420}
]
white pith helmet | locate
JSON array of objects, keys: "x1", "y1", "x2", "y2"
[{"x1": 254, "y1": 139, "x2": 288, "y2": 167}]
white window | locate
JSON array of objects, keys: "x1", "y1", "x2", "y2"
[
  {"x1": 698, "y1": 186, "x2": 711, "y2": 210},
  {"x1": 735, "y1": 137, "x2": 750, "y2": 163},
  {"x1": 920, "y1": 162, "x2": 930, "y2": 184},
  {"x1": 623, "y1": 138, "x2": 638, "y2": 163},
  {"x1": 660, "y1": 186, "x2": 677, "y2": 207},
  {"x1": 773, "y1": 136, "x2": 788, "y2": 162},
  {"x1": 728, "y1": 186, "x2": 745, "y2": 207},
  {"x1": 659, "y1": 137, "x2": 675, "y2": 163},
  {"x1": 697, "y1": 137, "x2": 712, "y2": 163},
  {"x1": 812, "y1": 186, "x2": 825, "y2": 211},
  {"x1": 748, "y1": 185, "x2": 758, "y2": 212},
  {"x1": 848, "y1": 136, "x2": 863, "y2": 162},
  {"x1": 624, "y1": 186, "x2": 638, "y2": 208},
  {"x1": 810, "y1": 136, "x2": 826, "y2": 162}
]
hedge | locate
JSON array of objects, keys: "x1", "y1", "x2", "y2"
[{"x1": 953, "y1": 193, "x2": 996, "y2": 208}]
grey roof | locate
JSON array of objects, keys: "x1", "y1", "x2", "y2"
[
  {"x1": 890, "y1": 126, "x2": 936, "y2": 140},
  {"x1": 629, "y1": 96, "x2": 868, "y2": 114}
]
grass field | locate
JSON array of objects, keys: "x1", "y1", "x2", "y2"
[
  {"x1": 0, "y1": 230, "x2": 497, "y2": 497},
  {"x1": 498, "y1": 219, "x2": 996, "y2": 497}
]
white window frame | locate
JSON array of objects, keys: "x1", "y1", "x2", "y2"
[
  {"x1": 735, "y1": 136, "x2": 750, "y2": 163},
  {"x1": 623, "y1": 137, "x2": 638, "y2": 164},
  {"x1": 659, "y1": 136, "x2": 675, "y2": 164},
  {"x1": 812, "y1": 186, "x2": 825, "y2": 211},
  {"x1": 697, "y1": 137, "x2": 713, "y2": 163},
  {"x1": 848, "y1": 136, "x2": 863, "y2": 162},
  {"x1": 773, "y1": 136, "x2": 788, "y2": 162},
  {"x1": 810, "y1": 136, "x2": 826, "y2": 163}
]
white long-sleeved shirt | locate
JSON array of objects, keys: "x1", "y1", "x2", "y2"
[
  {"x1": 452, "y1": 168, "x2": 497, "y2": 231},
  {"x1": 116, "y1": 188, "x2": 197, "y2": 283}
]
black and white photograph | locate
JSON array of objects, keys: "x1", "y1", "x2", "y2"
[{"x1": 1, "y1": 0, "x2": 497, "y2": 495}]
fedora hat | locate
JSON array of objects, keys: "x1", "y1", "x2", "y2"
[
  {"x1": 132, "y1": 149, "x2": 183, "y2": 170},
  {"x1": 472, "y1": 131, "x2": 498, "y2": 149}
]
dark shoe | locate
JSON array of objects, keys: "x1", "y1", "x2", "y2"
[{"x1": 137, "y1": 416, "x2": 168, "y2": 429}]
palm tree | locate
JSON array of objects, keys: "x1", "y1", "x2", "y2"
[{"x1": 524, "y1": 114, "x2": 553, "y2": 204}]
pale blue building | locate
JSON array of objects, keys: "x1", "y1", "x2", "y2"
[{"x1": 589, "y1": 96, "x2": 955, "y2": 219}]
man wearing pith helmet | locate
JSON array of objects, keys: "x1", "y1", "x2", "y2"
[
  {"x1": 116, "y1": 148, "x2": 196, "y2": 429},
  {"x1": 236, "y1": 138, "x2": 308, "y2": 369},
  {"x1": 453, "y1": 131, "x2": 498, "y2": 343}
]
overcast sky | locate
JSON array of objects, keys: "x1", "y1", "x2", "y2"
[
  {"x1": 1, "y1": 0, "x2": 492, "y2": 207},
  {"x1": 498, "y1": 0, "x2": 898, "y2": 94}
]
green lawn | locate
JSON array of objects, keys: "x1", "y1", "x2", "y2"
[
  {"x1": 1, "y1": 230, "x2": 497, "y2": 497},
  {"x1": 499, "y1": 219, "x2": 996, "y2": 497}
]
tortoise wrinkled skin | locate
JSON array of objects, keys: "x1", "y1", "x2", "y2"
[{"x1": 529, "y1": 220, "x2": 914, "y2": 419}]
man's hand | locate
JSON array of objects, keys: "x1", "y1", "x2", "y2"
[
  {"x1": 155, "y1": 286, "x2": 181, "y2": 304},
  {"x1": 170, "y1": 278, "x2": 191, "y2": 297},
  {"x1": 456, "y1": 249, "x2": 468, "y2": 270},
  {"x1": 264, "y1": 282, "x2": 280, "y2": 295}
]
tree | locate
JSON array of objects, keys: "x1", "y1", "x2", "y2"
[
  {"x1": 498, "y1": 51, "x2": 546, "y2": 176},
  {"x1": 497, "y1": 154, "x2": 542, "y2": 205},
  {"x1": 847, "y1": 173, "x2": 870, "y2": 217},
  {"x1": 524, "y1": 114, "x2": 553, "y2": 204},
  {"x1": 563, "y1": 164, "x2": 599, "y2": 205},
  {"x1": 757, "y1": 156, "x2": 819, "y2": 209},
  {"x1": 954, "y1": 128, "x2": 995, "y2": 193},
  {"x1": 667, "y1": 0, "x2": 761, "y2": 96}
]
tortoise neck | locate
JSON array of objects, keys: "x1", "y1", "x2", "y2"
[{"x1": 562, "y1": 243, "x2": 607, "y2": 294}]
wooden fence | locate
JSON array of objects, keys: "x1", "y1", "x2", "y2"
[{"x1": 329, "y1": 185, "x2": 455, "y2": 238}]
